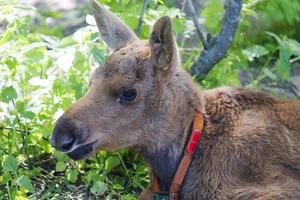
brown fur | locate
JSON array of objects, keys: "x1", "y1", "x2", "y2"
[{"x1": 50, "y1": 1, "x2": 300, "y2": 199}]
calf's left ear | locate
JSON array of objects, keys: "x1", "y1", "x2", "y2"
[
  {"x1": 149, "y1": 16, "x2": 178, "y2": 72},
  {"x1": 89, "y1": 0, "x2": 138, "y2": 50}
]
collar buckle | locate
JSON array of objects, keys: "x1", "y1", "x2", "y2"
[
  {"x1": 153, "y1": 192, "x2": 170, "y2": 200},
  {"x1": 169, "y1": 192, "x2": 177, "y2": 199}
]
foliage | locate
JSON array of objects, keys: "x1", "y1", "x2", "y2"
[
  {"x1": 200, "y1": 0, "x2": 300, "y2": 90},
  {"x1": 0, "y1": 0, "x2": 299, "y2": 199}
]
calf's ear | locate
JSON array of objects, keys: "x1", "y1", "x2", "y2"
[
  {"x1": 89, "y1": 0, "x2": 138, "y2": 50},
  {"x1": 149, "y1": 16, "x2": 178, "y2": 72}
]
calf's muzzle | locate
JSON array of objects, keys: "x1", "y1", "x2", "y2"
[{"x1": 50, "y1": 116, "x2": 90, "y2": 154}]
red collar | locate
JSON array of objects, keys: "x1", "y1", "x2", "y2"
[{"x1": 153, "y1": 112, "x2": 204, "y2": 200}]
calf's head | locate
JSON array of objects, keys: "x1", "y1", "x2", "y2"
[{"x1": 50, "y1": 0, "x2": 182, "y2": 160}]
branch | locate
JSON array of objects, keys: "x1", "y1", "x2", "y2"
[
  {"x1": 136, "y1": 0, "x2": 148, "y2": 36},
  {"x1": 190, "y1": 0, "x2": 243, "y2": 81},
  {"x1": 290, "y1": 56, "x2": 300, "y2": 64},
  {"x1": 186, "y1": 0, "x2": 208, "y2": 49}
]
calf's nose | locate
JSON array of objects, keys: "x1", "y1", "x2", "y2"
[
  {"x1": 50, "y1": 116, "x2": 89, "y2": 152},
  {"x1": 54, "y1": 133, "x2": 76, "y2": 152}
]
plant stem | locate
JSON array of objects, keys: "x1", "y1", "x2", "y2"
[
  {"x1": 117, "y1": 153, "x2": 132, "y2": 185},
  {"x1": 6, "y1": 182, "x2": 12, "y2": 200}
]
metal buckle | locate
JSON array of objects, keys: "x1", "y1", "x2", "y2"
[
  {"x1": 169, "y1": 192, "x2": 176, "y2": 199},
  {"x1": 153, "y1": 192, "x2": 170, "y2": 200}
]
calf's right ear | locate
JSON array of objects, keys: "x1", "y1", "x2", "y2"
[
  {"x1": 149, "y1": 16, "x2": 178, "y2": 73},
  {"x1": 89, "y1": 0, "x2": 138, "y2": 50}
]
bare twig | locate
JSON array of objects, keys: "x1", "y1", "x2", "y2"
[
  {"x1": 290, "y1": 56, "x2": 300, "y2": 63},
  {"x1": 190, "y1": 0, "x2": 243, "y2": 81},
  {"x1": 181, "y1": 0, "x2": 187, "y2": 12},
  {"x1": 187, "y1": 0, "x2": 208, "y2": 49},
  {"x1": 136, "y1": 0, "x2": 148, "y2": 36}
]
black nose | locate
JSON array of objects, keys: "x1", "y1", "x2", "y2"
[
  {"x1": 50, "y1": 117, "x2": 89, "y2": 152},
  {"x1": 59, "y1": 134, "x2": 76, "y2": 152}
]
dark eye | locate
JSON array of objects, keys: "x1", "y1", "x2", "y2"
[{"x1": 118, "y1": 88, "x2": 137, "y2": 104}]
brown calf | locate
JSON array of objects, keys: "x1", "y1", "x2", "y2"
[{"x1": 50, "y1": 1, "x2": 300, "y2": 199}]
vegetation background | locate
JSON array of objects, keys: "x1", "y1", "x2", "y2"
[{"x1": 0, "y1": 0, "x2": 299, "y2": 199}]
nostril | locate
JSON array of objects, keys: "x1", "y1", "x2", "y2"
[
  {"x1": 51, "y1": 116, "x2": 90, "y2": 152},
  {"x1": 60, "y1": 135, "x2": 76, "y2": 152}
]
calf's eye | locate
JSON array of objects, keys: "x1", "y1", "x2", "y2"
[{"x1": 118, "y1": 88, "x2": 137, "y2": 104}]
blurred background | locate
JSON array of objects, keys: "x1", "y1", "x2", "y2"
[{"x1": 0, "y1": 0, "x2": 299, "y2": 199}]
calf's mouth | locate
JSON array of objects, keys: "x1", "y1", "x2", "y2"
[{"x1": 66, "y1": 140, "x2": 98, "y2": 160}]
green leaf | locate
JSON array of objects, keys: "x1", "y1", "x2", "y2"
[
  {"x1": 2, "y1": 155, "x2": 18, "y2": 172},
  {"x1": 121, "y1": 195, "x2": 136, "y2": 200},
  {"x1": 283, "y1": 39, "x2": 300, "y2": 57},
  {"x1": 66, "y1": 169, "x2": 78, "y2": 183},
  {"x1": 275, "y1": 46, "x2": 291, "y2": 80},
  {"x1": 72, "y1": 51, "x2": 85, "y2": 69},
  {"x1": 0, "y1": 28, "x2": 13, "y2": 46},
  {"x1": 1, "y1": 86, "x2": 18, "y2": 103},
  {"x1": 91, "y1": 46, "x2": 106, "y2": 65},
  {"x1": 121, "y1": 0, "x2": 130, "y2": 6},
  {"x1": 59, "y1": 36, "x2": 78, "y2": 48},
  {"x1": 24, "y1": 47, "x2": 46, "y2": 63},
  {"x1": 242, "y1": 45, "x2": 269, "y2": 62},
  {"x1": 2, "y1": 56, "x2": 18, "y2": 70},
  {"x1": 17, "y1": 175, "x2": 35, "y2": 193},
  {"x1": 53, "y1": 150, "x2": 69, "y2": 162},
  {"x1": 16, "y1": 101, "x2": 37, "y2": 120},
  {"x1": 86, "y1": 170, "x2": 104, "y2": 186},
  {"x1": 113, "y1": 183, "x2": 124, "y2": 190},
  {"x1": 1, "y1": 172, "x2": 11, "y2": 184},
  {"x1": 90, "y1": 181, "x2": 107, "y2": 195},
  {"x1": 201, "y1": 0, "x2": 224, "y2": 34},
  {"x1": 55, "y1": 161, "x2": 66, "y2": 172},
  {"x1": 105, "y1": 156, "x2": 121, "y2": 172}
]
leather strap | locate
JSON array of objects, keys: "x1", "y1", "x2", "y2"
[
  {"x1": 153, "y1": 112, "x2": 204, "y2": 200},
  {"x1": 153, "y1": 170, "x2": 161, "y2": 193}
]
